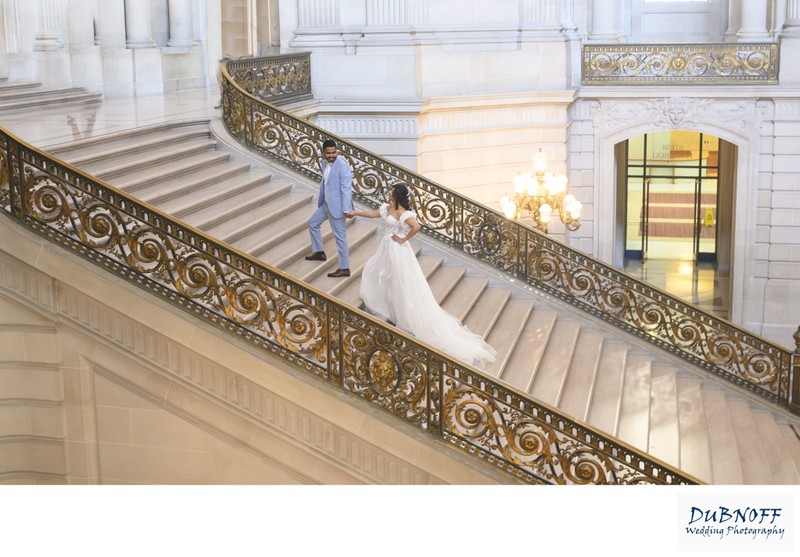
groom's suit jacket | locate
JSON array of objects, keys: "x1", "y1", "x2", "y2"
[{"x1": 319, "y1": 156, "x2": 353, "y2": 218}]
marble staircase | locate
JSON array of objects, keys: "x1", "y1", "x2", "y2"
[
  {"x1": 43, "y1": 119, "x2": 800, "y2": 485},
  {"x1": 0, "y1": 78, "x2": 102, "y2": 111}
]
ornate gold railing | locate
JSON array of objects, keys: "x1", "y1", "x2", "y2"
[
  {"x1": 0, "y1": 125, "x2": 699, "y2": 485},
  {"x1": 582, "y1": 43, "x2": 778, "y2": 85},
  {"x1": 223, "y1": 54, "x2": 798, "y2": 414}
]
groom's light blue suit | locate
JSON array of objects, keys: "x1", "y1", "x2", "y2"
[{"x1": 307, "y1": 155, "x2": 353, "y2": 268}]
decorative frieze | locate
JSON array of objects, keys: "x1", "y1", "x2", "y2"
[
  {"x1": 583, "y1": 43, "x2": 779, "y2": 84},
  {"x1": 595, "y1": 97, "x2": 750, "y2": 132}
]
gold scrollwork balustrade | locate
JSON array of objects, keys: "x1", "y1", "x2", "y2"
[
  {"x1": 0, "y1": 125, "x2": 700, "y2": 484},
  {"x1": 225, "y1": 53, "x2": 314, "y2": 104},
  {"x1": 582, "y1": 43, "x2": 778, "y2": 85},
  {"x1": 221, "y1": 54, "x2": 796, "y2": 414}
]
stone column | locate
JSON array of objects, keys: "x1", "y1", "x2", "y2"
[
  {"x1": 366, "y1": 0, "x2": 409, "y2": 26},
  {"x1": 167, "y1": 0, "x2": 196, "y2": 47},
  {"x1": 782, "y1": 0, "x2": 800, "y2": 37},
  {"x1": 724, "y1": 0, "x2": 742, "y2": 41},
  {"x1": 2, "y1": 0, "x2": 21, "y2": 54},
  {"x1": 737, "y1": 0, "x2": 771, "y2": 41},
  {"x1": 298, "y1": 0, "x2": 338, "y2": 27},
  {"x1": 34, "y1": 0, "x2": 66, "y2": 51},
  {"x1": 124, "y1": 0, "x2": 156, "y2": 48},
  {"x1": 521, "y1": 0, "x2": 560, "y2": 31},
  {"x1": 588, "y1": 0, "x2": 621, "y2": 42}
]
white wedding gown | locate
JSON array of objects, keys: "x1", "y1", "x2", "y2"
[{"x1": 359, "y1": 204, "x2": 497, "y2": 368}]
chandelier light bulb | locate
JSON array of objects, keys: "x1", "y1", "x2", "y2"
[
  {"x1": 539, "y1": 203, "x2": 552, "y2": 222},
  {"x1": 500, "y1": 148, "x2": 581, "y2": 234},
  {"x1": 533, "y1": 148, "x2": 548, "y2": 173}
]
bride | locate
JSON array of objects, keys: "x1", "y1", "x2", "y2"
[{"x1": 345, "y1": 184, "x2": 497, "y2": 368}]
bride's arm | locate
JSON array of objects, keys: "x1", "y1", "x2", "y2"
[
  {"x1": 344, "y1": 209, "x2": 380, "y2": 219},
  {"x1": 391, "y1": 216, "x2": 421, "y2": 244}
]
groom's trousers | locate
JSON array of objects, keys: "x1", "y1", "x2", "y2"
[{"x1": 308, "y1": 203, "x2": 350, "y2": 269}]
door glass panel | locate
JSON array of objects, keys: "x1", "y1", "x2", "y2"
[{"x1": 625, "y1": 130, "x2": 719, "y2": 262}]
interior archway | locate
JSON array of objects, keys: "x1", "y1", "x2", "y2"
[{"x1": 615, "y1": 130, "x2": 736, "y2": 319}]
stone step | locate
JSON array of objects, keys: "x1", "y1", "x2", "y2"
[
  {"x1": 751, "y1": 410, "x2": 800, "y2": 483},
  {"x1": 557, "y1": 330, "x2": 605, "y2": 420},
  {"x1": 111, "y1": 150, "x2": 231, "y2": 191},
  {"x1": 499, "y1": 307, "x2": 558, "y2": 393},
  {"x1": 675, "y1": 376, "x2": 713, "y2": 483},
  {"x1": 84, "y1": 140, "x2": 220, "y2": 179},
  {"x1": 527, "y1": 319, "x2": 582, "y2": 407},
  {"x1": 242, "y1": 202, "x2": 317, "y2": 258},
  {"x1": 57, "y1": 126, "x2": 212, "y2": 166},
  {"x1": 0, "y1": 89, "x2": 102, "y2": 110},
  {"x1": 647, "y1": 365, "x2": 681, "y2": 467},
  {"x1": 482, "y1": 297, "x2": 536, "y2": 378},
  {"x1": 156, "y1": 168, "x2": 270, "y2": 215},
  {"x1": 428, "y1": 265, "x2": 466, "y2": 306},
  {"x1": 310, "y1": 232, "x2": 383, "y2": 298},
  {"x1": 217, "y1": 189, "x2": 313, "y2": 245},
  {"x1": 462, "y1": 287, "x2": 511, "y2": 340},
  {"x1": 616, "y1": 354, "x2": 653, "y2": 450},
  {"x1": 46, "y1": 120, "x2": 211, "y2": 156},
  {"x1": 184, "y1": 180, "x2": 293, "y2": 233},
  {"x1": 440, "y1": 275, "x2": 489, "y2": 323},
  {"x1": 279, "y1": 221, "x2": 377, "y2": 282},
  {"x1": 727, "y1": 398, "x2": 774, "y2": 484},
  {"x1": 586, "y1": 342, "x2": 629, "y2": 436},
  {"x1": 702, "y1": 387, "x2": 743, "y2": 484},
  {"x1": 0, "y1": 81, "x2": 42, "y2": 93},
  {"x1": 0, "y1": 86, "x2": 88, "y2": 100}
]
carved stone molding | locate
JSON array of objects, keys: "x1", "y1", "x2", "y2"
[{"x1": 594, "y1": 97, "x2": 750, "y2": 132}]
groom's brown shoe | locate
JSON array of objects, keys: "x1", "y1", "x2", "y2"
[
  {"x1": 305, "y1": 251, "x2": 327, "y2": 261},
  {"x1": 327, "y1": 268, "x2": 350, "y2": 278}
]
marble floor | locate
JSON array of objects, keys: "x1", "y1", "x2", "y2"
[
  {"x1": 1, "y1": 86, "x2": 729, "y2": 320},
  {"x1": 0, "y1": 86, "x2": 221, "y2": 148},
  {"x1": 623, "y1": 239, "x2": 730, "y2": 320}
]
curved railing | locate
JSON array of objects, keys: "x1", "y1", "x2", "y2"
[
  {"x1": 0, "y1": 124, "x2": 698, "y2": 485},
  {"x1": 222, "y1": 53, "x2": 799, "y2": 415}
]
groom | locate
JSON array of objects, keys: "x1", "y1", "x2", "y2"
[{"x1": 305, "y1": 139, "x2": 354, "y2": 277}]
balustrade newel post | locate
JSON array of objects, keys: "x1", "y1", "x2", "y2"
[{"x1": 790, "y1": 326, "x2": 800, "y2": 413}]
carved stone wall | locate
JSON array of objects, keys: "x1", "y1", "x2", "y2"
[
  {"x1": 569, "y1": 93, "x2": 800, "y2": 349},
  {"x1": 0, "y1": 215, "x2": 511, "y2": 485}
]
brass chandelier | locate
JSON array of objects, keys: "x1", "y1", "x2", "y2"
[{"x1": 500, "y1": 148, "x2": 582, "y2": 233}]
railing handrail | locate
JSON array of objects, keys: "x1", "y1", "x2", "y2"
[
  {"x1": 0, "y1": 120, "x2": 697, "y2": 484},
  {"x1": 221, "y1": 54, "x2": 795, "y2": 413}
]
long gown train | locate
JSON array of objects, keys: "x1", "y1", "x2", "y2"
[{"x1": 359, "y1": 204, "x2": 497, "y2": 368}]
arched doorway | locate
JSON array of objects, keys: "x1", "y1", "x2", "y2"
[{"x1": 616, "y1": 130, "x2": 736, "y2": 319}]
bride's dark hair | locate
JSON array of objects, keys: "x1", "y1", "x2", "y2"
[{"x1": 391, "y1": 183, "x2": 411, "y2": 211}]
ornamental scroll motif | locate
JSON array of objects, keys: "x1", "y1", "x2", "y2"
[
  {"x1": 441, "y1": 368, "x2": 675, "y2": 485},
  {"x1": 583, "y1": 43, "x2": 778, "y2": 85},
  {"x1": 0, "y1": 123, "x2": 703, "y2": 484},
  {"x1": 226, "y1": 54, "x2": 313, "y2": 105},
  {"x1": 221, "y1": 55, "x2": 793, "y2": 414}
]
